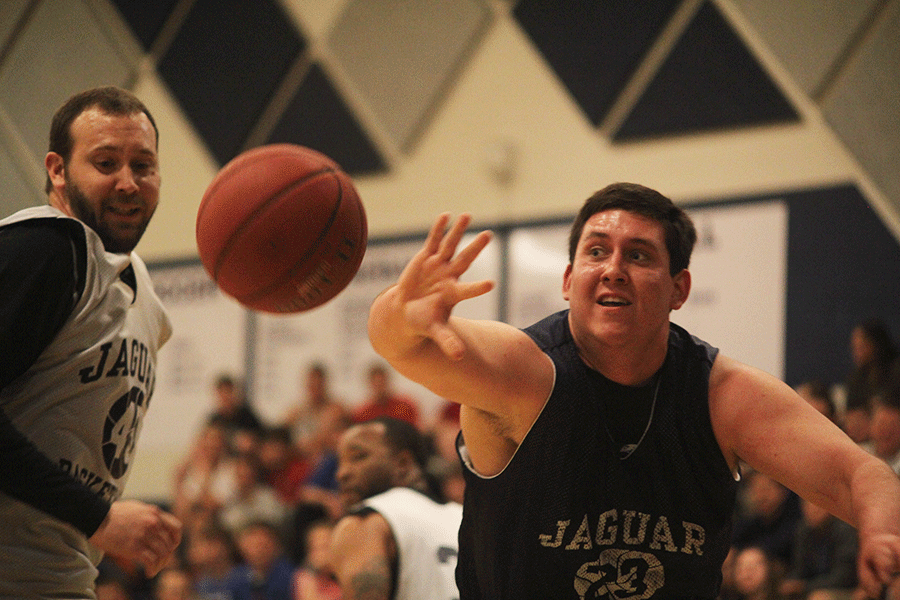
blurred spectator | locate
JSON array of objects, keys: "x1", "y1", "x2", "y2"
[
  {"x1": 292, "y1": 520, "x2": 341, "y2": 600},
  {"x1": 845, "y1": 319, "x2": 897, "y2": 412},
  {"x1": 209, "y1": 373, "x2": 265, "y2": 446},
  {"x1": 283, "y1": 363, "x2": 349, "y2": 459},
  {"x1": 229, "y1": 521, "x2": 294, "y2": 600},
  {"x1": 779, "y1": 497, "x2": 857, "y2": 600},
  {"x1": 95, "y1": 567, "x2": 133, "y2": 600},
  {"x1": 732, "y1": 546, "x2": 781, "y2": 600},
  {"x1": 796, "y1": 381, "x2": 837, "y2": 423},
  {"x1": 153, "y1": 566, "x2": 198, "y2": 600},
  {"x1": 295, "y1": 415, "x2": 350, "y2": 522},
  {"x1": 219, "y1": 453, "x2": 289, "y2": 538},
  {"x1": 96, "y1": 555, "x2": 151, "y2": 600},
  {"x1": 841, "y1": 404, "x2": 874, "y2": 454},
  {"x1": 286, "y1": 502, "x2": 331, "y2": 568},
  {"x1": 259, "y1": 426, "x2": 311, "y2": 506},
  {"x1": 185, "y1": 523, "x2": 240, "y2": 600},
  {"x1": 352, "y1": 363, "x2": 421, "y2": 428},
  {"x1": 173, "y1": 416, "x2": 238, "y2": 523},
  {"x1": 870, "y1": 393, "x2": 900, "y2": 474},
  {"x1": 427, "y1": 400, "x2": 465, "y2": 504},
  {"x1": 731, "y1": 469, "x2": 802, "y2": 572}
]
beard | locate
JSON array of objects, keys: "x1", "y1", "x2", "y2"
[{"x1": 65, "y1": 179, "x2": 154, "y2": 254}]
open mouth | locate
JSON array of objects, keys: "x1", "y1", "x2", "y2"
[
  {"x1": 598, "y1": 297, "x2": 631, "y2": 307},
  {"x1": 108, "y1": 205, "x2": 141, "y2": 217}
]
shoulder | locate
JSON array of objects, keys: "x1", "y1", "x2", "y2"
[
  {"x1": 336, "y1": 506, "x2": 392, "y2": 541},
  {"x1": 668, "y1": 322, "x2": 719, "y2": 364},
  {"x1": 523, "y1": 310, "x2": 571, "y2": 351},
  {"x1": 331, "y1": 507, "x2": 396, "y2": 563},
  {"x1": 0, "y1": 215, "x2": 86, "y2": 261}
]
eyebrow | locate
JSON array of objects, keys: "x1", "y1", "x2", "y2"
[
  {"x1": 89, "y1": 144, "x2": 157, "y2": 157},
  {"x1": 581, "y1": 231, "x2": 659, "y2": 250}
]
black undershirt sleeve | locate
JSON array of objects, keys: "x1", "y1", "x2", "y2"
[{"x1": 0, "y1": 219, "x2": 111, "y2": 536}]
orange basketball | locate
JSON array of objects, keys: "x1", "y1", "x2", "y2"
[{"x1": 196, "y1": 144, "x2": 367, "y2": 313}]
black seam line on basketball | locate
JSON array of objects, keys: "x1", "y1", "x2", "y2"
[
  {"x1": 198, "y1": 150, "x2": 288, "y2": 230},
  {"x1": 237, "y1": 170, "x2": 345, "y2": 304},
  {"x1": 212, "y1": 167, "x2": 336, "y2": 281}
]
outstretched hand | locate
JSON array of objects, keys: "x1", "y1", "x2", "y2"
[
  {"x1": 392, "y1": 213, "x2": 494, "y2": 361},
  {"x1": 88, "y1": 499, "x2": 182, "y2": 577}
]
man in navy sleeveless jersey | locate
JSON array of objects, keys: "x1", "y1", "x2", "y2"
[
  {"x1": 0, "y1": 87, "x2": 181, "y2": 598},
  {"x1": 367, "y1": 184, "x2": 900, "y2": 600}
]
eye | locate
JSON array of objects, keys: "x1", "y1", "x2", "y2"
[
  {"x1": 629, "y1": 249, "x2": 649, "y2": 261},
  {"x1": 349, "y1": 450, "x2": 368, "y2": 462},
  {"x1": 132, "y1": 161, "x2": 154, "y2": 175}
]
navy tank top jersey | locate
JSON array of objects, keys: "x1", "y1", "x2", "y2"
[{"x1": 456, "y1": 310, "x2": 738, "y2": 600}]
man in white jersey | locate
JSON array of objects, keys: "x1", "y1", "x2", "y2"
[
  {"x1": 329, "y1": 416, "x2": 462, "y2": 600},
  {"x1": 0, "y1": 86, "x2": 181, "y2": 598}
]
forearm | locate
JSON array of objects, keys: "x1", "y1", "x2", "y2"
[
  {"x1": 0, "y1": 407, "x2": 109, "y2": 536},
  {"x1": 850, "y1": 457, "x2": 900, "y2": 536}
]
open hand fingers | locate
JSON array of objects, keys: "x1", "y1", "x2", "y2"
[
  {"x1": 436, "y1": 213, "x2": 473, "y2": 262},
  {"x1": 402, "y1": 214, "x2": 491, "y2": 290},
  {"x1": 450, "y1": 229, "x2": 492, "y2": 278}
]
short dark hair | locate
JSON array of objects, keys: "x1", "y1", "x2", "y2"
[
  {"x1": 45, "y1": 86, "x2": 158, "y2": 193},
  {"x1": 567, "y1": 182, "x2": 697, "y2": 275},
  {"x1": 368, "y1": 416, "x2": 429, "y2": 471}
]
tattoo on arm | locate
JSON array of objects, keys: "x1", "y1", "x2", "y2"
[{"x1": 349, "y1": 556, "x2": 392, "y2": 600}]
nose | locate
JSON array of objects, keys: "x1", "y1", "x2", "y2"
[
  {"x1": 335, "y1": 461, "x2": 351, "y2": 486},
  {"x1": 601, "y1": 251, "x2": 628, "y2": 283},
  {"x1": 115, "y1": 166, "x2": 140, "y2": 195}
]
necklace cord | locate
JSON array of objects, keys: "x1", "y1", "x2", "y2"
[{"x1": 610, "y1": 373, "x2": 661, "y2": 461}]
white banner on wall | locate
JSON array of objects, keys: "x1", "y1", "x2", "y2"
[
  {"x1": 506, "y1": 224, "x2": 571, "y2": 329},
  {"x1": 144, "y1": 263, "x2": 248, "y2": 450},
  {"x1": 675, "y1": 200, "x2": 788, "y2": 377}
]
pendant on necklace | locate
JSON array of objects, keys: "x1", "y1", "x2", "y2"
[{"x1": 619, "y1": 444, "x2": 638, "y2": 460}]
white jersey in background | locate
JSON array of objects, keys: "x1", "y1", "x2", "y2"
[{"x1": 362, "y1": 487, "x2": 463, "y2": 600}]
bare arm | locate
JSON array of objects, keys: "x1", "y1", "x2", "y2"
[
  {"x1": 710, "y1": 354, "x2": 900, "y2": 596},
  {"x1": 329, "y1": 512, "x2": 396, "y2": 600}
]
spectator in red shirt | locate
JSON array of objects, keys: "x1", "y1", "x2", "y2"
[
  {"x1": 258, "y1": 426, "x2": 311, "y2": 506},
  {"x1": 353, "y1": 363, "x2": 421, "y2": 429}
]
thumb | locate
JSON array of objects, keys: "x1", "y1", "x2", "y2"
[{"x1": 428, "y1": 322, "x2": 466, "y2": 361}]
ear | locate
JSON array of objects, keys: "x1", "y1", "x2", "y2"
[
  {"x1": 562, "y1": 263, "x2": 573, "y2": 301},
  {"x1": 45, "y1": 152, "x2": 72, "y2": 214},
  {"x1": 670, "y1": 269, "x2": 691, "y2": 310},
  {"x1": 393, "y1": 450, "x2": 418, "y2": 484},
  {"x1": 45, "y1": 152, "x2": 65, "y2": 190}
]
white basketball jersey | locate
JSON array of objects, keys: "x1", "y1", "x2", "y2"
[
  {"x1": 363, "y1": 487, "x2": 463, "y2": 600},
  {"x1": 0, "y1": 205, "x2": 172, "y2": 598}
]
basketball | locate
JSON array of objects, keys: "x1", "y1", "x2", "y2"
[{"x1": 196, "y1": 144, "x2": 367, "y2": 313}]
